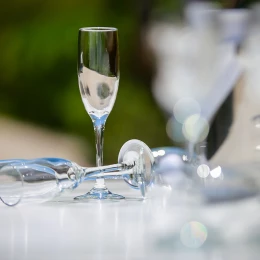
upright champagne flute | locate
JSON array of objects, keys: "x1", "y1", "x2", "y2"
[{"x1": 77, "y1": 27, "x2": 122, "y2": 199}]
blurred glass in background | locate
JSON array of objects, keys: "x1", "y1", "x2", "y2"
[
  {"x1": 141, "y1": 2, "x2": 260, "y2": 254},
  {"x1": 146, "y1": 0, "x2": 260, "y2": 165}
]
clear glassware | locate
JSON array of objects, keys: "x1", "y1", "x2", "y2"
[
  {"x1": 0, "y1": 160, "x2": 23, "y2": 206},
  {"x1": 77, "y1": 27, "x2": 120, "y2": 199},
  {"x1": 0, "y1": 140, "x2": 154, "y2": 206}
]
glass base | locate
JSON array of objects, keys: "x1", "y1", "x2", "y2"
[{"x1": 74, "y1": 187, "x2": 125, "y2": 200}]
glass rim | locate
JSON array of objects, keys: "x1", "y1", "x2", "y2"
[
  {"x1": 0, "y1": 162, "x2": 24, "y2": 207},
  {"x1": 79, "y1": 27, "x2": 118, "y2": 32}
]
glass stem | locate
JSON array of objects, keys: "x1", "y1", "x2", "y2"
[
  {"x1": 186, "y1": 141, "x2": 195, "y2": 162},
  {"x1": 81, "y1": 163, "x2": 134, "y2": 182},
  {"x1": 93, "y1": 117, "x2": 106, "y2": 189}
]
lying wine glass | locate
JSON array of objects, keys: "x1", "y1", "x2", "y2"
[
  {"x1": 0, "y1": 140, "x2": 154, "y2": 206},
  {"x1": 0, "y1": 160, "x2": 23, "y2": 206},
  {"x1": 78, "y1": 27, "x2": 120, "y2": 199}
]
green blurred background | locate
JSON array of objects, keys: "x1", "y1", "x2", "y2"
[
  {"x1": 0, "y1": 0, "x2": 256, "y2": 164},
  {"x1": 0, "y1": 0, "x2": 175, "y2": 164}
]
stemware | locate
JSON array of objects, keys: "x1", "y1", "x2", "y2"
[
  {"x1": 78, "y1": 27, "x2": 120, "y2": 199},
  {"x1": 0, "y1": 160, "x2": 23, "y2": 206},
  {"x1": 0, "y1": 140, "x2": 154, "y2": 206}
]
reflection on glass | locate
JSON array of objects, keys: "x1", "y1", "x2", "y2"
[
  {"x1": 77, "y1": 27, "x2": 120, "y2": 199},
  {"x1": 0, "y1": 160, "x2": 23, "y2": 206},
  {"x1": 0, "y1": 140, "x2": 155, "y2": 206}
]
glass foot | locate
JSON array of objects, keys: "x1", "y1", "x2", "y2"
[{"x1": 74, "y1": 187, "x2": 125, "y2": 200}]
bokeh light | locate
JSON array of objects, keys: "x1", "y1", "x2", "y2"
[
  {"x1": 157, "y1": 150, "x2": 166, "y2": 156},
  {"x1": 173, "y1": 97, "x2": 201, "y2": 124},
  {"x1": 152, "y1": 149, "x2": 166, "y2": 158},
  {"x1": 182, "y1": 114, "x2": 209, "y2": 143},
  {"x1": 197, "y1": 164, "x2": 210, "y2": 178},
  {"x1": 180, "y1": 221, "x2": 208, "y2": 248},
  {"x1": 210, "y1": 166, "x2": 222, "y2": 178},
  {"x1": 166, "y1": 117, "x2": 186, "y2": 143}
]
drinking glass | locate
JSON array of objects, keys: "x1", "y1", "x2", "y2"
[
  {"x1": 77, "y1": 27, "x2": 120, "y2": 199},
  {"x1": 0, "y1": 139, "x2": 155, "y2": 206},
  {"x1": 0, "y1": 160, "x2": 23, "y2": 206}
]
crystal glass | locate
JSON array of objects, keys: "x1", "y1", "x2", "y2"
[
  {"x1": 0, "y1": 160, "x2": 23, "y2": 206},
  {"x1": 78, "y1": 27, "x2": 120, "y2": 199},
  {"x1": 0, "y1": 140, "x2": 154, "y2": 206}
]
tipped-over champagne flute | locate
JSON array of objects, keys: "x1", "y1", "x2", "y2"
[
  {"x1": 0, "y1": 140, "x2": 155, "y2": 206},
  {"x1": 78, "y1": 27, "x2": 120, "y2": 199}
]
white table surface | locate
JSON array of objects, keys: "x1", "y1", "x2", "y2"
[{"x1": 1, "y1": 180, "x2": 260, "y2": 260}]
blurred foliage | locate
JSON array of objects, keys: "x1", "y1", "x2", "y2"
[
  {"x1": 218, "y1": 0, "x2": 260, "y2": 8},
  {"x1": 0, "y1": 0, "x2": 171, "y2": 164}
]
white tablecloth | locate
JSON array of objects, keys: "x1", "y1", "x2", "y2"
[{"x1": 0, "y1": 180, "x2": 259, "y2": 260}]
